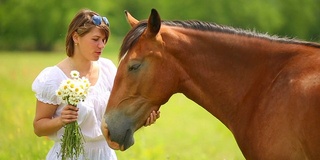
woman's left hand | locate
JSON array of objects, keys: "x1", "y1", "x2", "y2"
[{"x1": 144, "y1": 110, "x2": 160, "y2": 126}]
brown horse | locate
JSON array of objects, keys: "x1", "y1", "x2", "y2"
[{"x1": 102, "y1": 9, "x2": 320, "y2": 159}]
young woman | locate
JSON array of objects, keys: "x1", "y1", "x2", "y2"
[{"x1": 32, "y1": 9, "x2": 160, "y2": 160}]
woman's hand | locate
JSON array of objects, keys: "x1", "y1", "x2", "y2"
[
  {"x1": 34, "y1": 101, "x2": 79, "y2": 136},
  {"x1": 60, "y1": 105, "x2": 79, "y2": 126},
  {"x1": 144, "y1": 110, "x2": 160, "y2": 126}
]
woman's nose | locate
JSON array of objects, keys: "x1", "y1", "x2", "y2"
[{"x1": 98, "y1": 40, "x2": 105, "y2": 48}]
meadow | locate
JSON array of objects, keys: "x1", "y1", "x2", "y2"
[{"x1": 0, "y1": 51, "x2": 245, "y2": 160}]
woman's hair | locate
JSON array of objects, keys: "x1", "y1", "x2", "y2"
[{"x1": 65, "y1": 9, "x2": 110, "y2": 57}]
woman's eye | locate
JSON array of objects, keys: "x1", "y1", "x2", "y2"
[{"x1": 128, "y1": 63, "x2": 141, "y2": 71}]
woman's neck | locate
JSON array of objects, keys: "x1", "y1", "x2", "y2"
[{"x1": 68, "y1": 57, "x2": 93, "y2": 78}]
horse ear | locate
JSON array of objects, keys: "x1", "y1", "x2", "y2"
[
  {"x1": 125, "y1": 10, "x2": 139, "y2": 28},
  {"x1": 146, "y1": 8, "x2": 161, "y2": 38}
]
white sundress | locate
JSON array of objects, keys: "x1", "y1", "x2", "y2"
[{"x1": 32, "y1": 58, "x2": 118, "y2": 160}]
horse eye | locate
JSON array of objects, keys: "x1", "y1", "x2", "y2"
[{"x1": 128, "y1": 63, "x2": 141, "y2": 71}]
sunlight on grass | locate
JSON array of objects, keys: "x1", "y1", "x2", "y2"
[
  {"x1": 0, "y1": 52, "x2": 244, "y2": 160},
  {"x1": 116, "y1": 94, "x2": 244, "y2": 160}
]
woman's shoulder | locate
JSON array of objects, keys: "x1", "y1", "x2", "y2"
[
  {"x1": 32, "y1": 66, "x2": 65, "y2": 105},
  {"x1": 97, "y1": 57, "x2": 117, "y2": 88},
  {"x1": 99, "y1": 57, "x2": 116, "y2": 67},
  {"x1": 32, "y1": 66, "x2": 66, "y2": 91},
  {"x1": 98, "y1": 57, "x2": 117, "y2": 73},
  {"x1": 33, "y1": 66, "x2": 65, "y2": 83}
]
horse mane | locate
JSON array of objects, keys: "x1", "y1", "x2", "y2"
[
  {"x1": 119, "y1": 20, "x2": 320, "y2": 60},
  {"x1": 119, "y1": 21, "x2": 147, "y2": 60}
]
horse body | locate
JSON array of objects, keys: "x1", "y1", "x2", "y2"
[
  {"x1": 102, "y1": 9, "x2": 320, "y2": 159},
  {"x1": 164, "y1": 27, "x2": 320, "y2": 159}
]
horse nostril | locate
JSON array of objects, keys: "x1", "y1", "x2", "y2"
[{"x1": 122, "y1": 128, "x2": 134, "y2": 150}]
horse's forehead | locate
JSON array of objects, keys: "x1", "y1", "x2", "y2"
[
  {"x1": 119, "y1": 46, "x2": 143, "y2": 65},
  {"x1": 119, "y1": 26, "x2": 169, "y2": 64},
  {"x1": 119, "y1": 51, "x2": 128, "y2": 64}
]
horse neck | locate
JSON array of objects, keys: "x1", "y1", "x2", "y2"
[{"x1": 166, "y1": 29, "x2": 297, "y2": 130}]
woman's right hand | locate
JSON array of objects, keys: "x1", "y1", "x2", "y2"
[
  {"x1": 60, "y1": 104, "x2": 79, "y2": 126},
  {"x1": 34, "y1": 101, "x2": 79, "y2": 136}
]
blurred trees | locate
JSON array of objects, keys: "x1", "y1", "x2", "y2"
[{"x1": 0, "y1": 0, "x2": 319, "y2": 51}]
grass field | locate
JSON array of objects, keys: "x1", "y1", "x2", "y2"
[{"x1": 0, "y1": 51, "x2": 245, "y2": 160}]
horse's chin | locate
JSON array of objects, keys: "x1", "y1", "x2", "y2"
[
  {"x1": 101, "y1": 116, "x2": 134, "y2": 151},
  {"x1": 106, "y1": 136, "x2": 124, "y2": 151},
  {"x1": 107, "y1": 138, "x2": 128, "y2": 151}
]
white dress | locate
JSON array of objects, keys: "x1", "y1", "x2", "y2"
[{"x1": 32, "y1": 58, "x2": 117, "y2": 160}]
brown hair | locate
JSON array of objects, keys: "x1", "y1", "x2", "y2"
[{"x1": 65, "y1": 9, "x2": 110, "y2": 57}]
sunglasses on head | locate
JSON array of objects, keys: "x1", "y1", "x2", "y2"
[{"x1": 92, "y1": 15, "x2": 110, "y2": 27}]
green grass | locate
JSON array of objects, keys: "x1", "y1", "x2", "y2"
[{"x1": 0, "y1": 51, "x2": 244, "y2": 160}]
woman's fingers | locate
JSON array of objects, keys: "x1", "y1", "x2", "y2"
[
  {"x1": 145, "y1": 117, "x2": 151, "y2": 126},
  {"x1": 156, "y1": 110, "x2": 160, "y2": 118},
  {"x1": 144, "y1": 110, "x2": 161, "y2": 126},
  {"x1": 64, "y1": 104, "x2": 79, "y2": 111},
  {"x1": 60, "y1": 105, "x2": 79, "y2": 125},
  {"x1": 62, "y1": 105, "x2": 78, "y2": 114}
]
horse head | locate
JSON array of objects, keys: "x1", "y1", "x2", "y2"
[{"x1": 102, "y1": 9, "x2": 180, "y2": 151}]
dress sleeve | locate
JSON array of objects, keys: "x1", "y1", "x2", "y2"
[{"x1": 32, "y1": 67, "x2": 63, "y2": 105}]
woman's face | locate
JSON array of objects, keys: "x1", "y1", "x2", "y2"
[{"x1": 75, "y1": 27, "x2": 107, "y2": 61}]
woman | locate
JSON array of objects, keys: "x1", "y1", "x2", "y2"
[{"x1": 32, "y1": 9, "x2": 160, "y2": 160}]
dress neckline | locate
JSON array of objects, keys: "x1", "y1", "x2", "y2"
[{"x1": 54, "y1": 61, "x2": 101, "y2": 88}]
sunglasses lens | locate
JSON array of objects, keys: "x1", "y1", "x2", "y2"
[
  {"x1": 92, "y1": 15, "x2": 102, "y2": 25},
  {"x1": 102, "y1": 17, "x2": 110, "y2": 26},
  {"x1": 92, "y1": 15, "x2": 110, "y2": 27}
]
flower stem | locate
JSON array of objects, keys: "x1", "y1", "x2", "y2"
[{"x1": 60, "y1": 121, "x2": 85, "y2": 160}]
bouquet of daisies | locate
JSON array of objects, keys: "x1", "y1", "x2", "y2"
[{"x1": 56, "y1": 70, "x2": 90, "y2": 160}]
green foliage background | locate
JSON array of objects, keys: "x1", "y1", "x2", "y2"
[
  {"x1": 0, "y1": 1, "x2": 319, "y2": 159},
  {"x1": 0, "y1": 0, "x2": 319, "y2": 51}
]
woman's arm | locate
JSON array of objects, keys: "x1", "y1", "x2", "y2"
[{"x1": 33, "y1": 100, "x2": 78, "y2": 136}]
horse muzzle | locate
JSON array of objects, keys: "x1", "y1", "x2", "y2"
[{"x1": 101, "y1": 113, "x2": 135, "y2": 151}]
